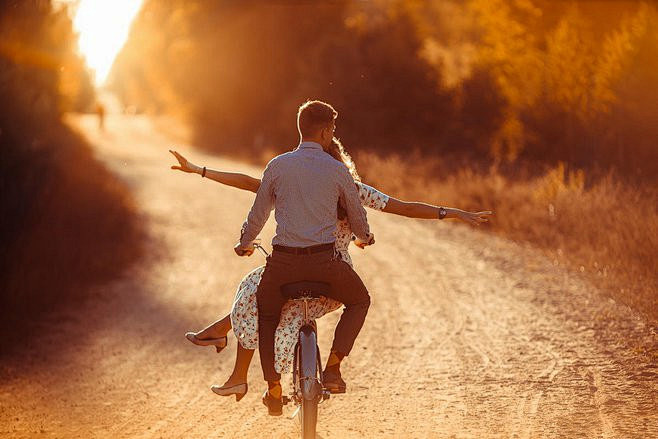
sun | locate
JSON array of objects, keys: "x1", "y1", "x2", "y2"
[{"x1": 71, "y1": 0, "x2": 144, "y2": 86}]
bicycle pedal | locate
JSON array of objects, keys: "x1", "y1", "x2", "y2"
[{"x1": 324, "y1": 387, "x2": 346, "y2": 394}]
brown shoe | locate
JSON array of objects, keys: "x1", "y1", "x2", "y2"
[
  {"x1": 262, "y1": 390, "x2": 283, "y2": 416},
  {"x1": 323, "y1": 369, "x2": 347, "y2": 394}
]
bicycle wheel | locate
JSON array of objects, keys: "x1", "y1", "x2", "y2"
[
  {"x1": 300, "y1": 397, "x2": 318, "y2": 439},
  {"x1": 297, "y1": 325, "x2": 320, "y2": 439}
]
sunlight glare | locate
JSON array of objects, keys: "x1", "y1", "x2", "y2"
[{"x1": 72, "y1": 0, "x2": 143, "y2": 86}]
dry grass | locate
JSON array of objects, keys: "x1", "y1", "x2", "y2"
[{"x1": 356, "y1": 152, "x2": 658, "y2": 325}]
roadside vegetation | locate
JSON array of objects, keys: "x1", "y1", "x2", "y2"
[
  {"x1": 357, "y1": 154, "x2": 658, "y2": 324},
  {"x1": 0, "y1": 1, "x2": 142, "y2": 339}
]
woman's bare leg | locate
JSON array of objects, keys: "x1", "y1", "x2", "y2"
[
  {"x1": 220, "y1": 343, "x2": 255, "y2": 387},
  {"x1": 193, "y1": 314, "x2": 232, "y2": 339}
]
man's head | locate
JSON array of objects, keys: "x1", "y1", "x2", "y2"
[{"x1": 297, "y1": 100, "x2": 337, "y2": 149}]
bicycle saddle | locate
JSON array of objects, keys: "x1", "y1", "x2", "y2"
[{"x1": 280, "y1": 281, "x2": 330, "y2": 300}]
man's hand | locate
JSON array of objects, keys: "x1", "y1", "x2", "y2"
[
  {"x1": 169, "y1": 149, "x2": 201, "y2": 174},
  {"x1": 456, "y1": 210, "x2": 493, "y2": 226},
  {"x1": 353, "y1": 233, "x2": 375, "y2": 249},
  {"x1": 234, "y1": 242, "x2": 255, "y2": 257}
]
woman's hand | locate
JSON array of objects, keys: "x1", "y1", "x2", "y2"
[
  {"x1": 170, "y1": 149, "x2": 201, "y2": 174},
  {"x1": 455, "y1": 210, "x2": 493, "y2": 226}
]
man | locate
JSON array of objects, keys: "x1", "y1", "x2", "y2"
[{"x1": 236, "y1": 100, "x2": 374, "y2": 416}]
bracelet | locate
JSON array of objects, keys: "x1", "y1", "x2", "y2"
[{"x1": 202, "y1": 166, "x2": 206, "y2": 178}]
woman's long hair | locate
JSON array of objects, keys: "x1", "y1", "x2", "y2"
[
  {"x1": 327, "y1": 137, "x2": 360, "y2": 181},
  {"x1": 326, "y1": 137, "x2": 360, "y2": 220}
]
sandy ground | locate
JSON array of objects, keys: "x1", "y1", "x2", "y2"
[{"x1": 0, "y1": 114, "x2": 656, "y2": 438}]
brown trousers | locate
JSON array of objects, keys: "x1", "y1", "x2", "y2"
[{"x1": 256, "y1": 248, "x2": 370, "y2": 381}]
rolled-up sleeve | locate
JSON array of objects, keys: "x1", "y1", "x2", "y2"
[
  {"x1": 337, "y1": 168, "x2": 370, "y2": 240},
  {"x1": 240, "y1": 159, "x2": 276, "y2": 246}
]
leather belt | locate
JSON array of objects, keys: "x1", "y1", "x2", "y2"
[{"x1": 273, "y1": 242, "x2": 335, "y2": 255}]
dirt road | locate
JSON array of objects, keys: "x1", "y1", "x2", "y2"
[{"x1": 1, "y1": 114, "x2": 656, "y2": 438}]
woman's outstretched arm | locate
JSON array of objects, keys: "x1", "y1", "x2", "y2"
[
  {"x1": 169, "y1": 150, "x2": 261, "y2": 193},
  {"x1": 383, "y1": 197, "x2": 492, "y2": 226}
]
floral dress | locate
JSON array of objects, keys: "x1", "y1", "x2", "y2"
[{"x1": 230, "y1": 182, "x2": 389, "y2": 373}]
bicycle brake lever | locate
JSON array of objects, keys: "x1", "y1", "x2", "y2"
[{"x1": 253, "y1": 243, "x2": 270, "y2": 257}]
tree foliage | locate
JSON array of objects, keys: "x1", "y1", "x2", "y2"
[
  {"x1": 111, "y1": 0, "x2": 658, "y2": 180},
  {"x1": 0, "y1": 1, "x2": 139, "y2": 322}
]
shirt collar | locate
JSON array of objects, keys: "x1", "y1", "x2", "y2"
[{"x1": 298, "y1": 141, "x2": 324, "y2": 151}]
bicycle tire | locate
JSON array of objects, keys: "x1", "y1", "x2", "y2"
[
  {"x1": 297, "y1": 325, "x2": 320, "y2": 439},
  {"x1": 300, "y1": 397, "x2": 318, "y2": 439}
]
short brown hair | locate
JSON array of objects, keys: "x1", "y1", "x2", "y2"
[{"x1": 297, "y1": 100, "x2": 337, "y2": 137}]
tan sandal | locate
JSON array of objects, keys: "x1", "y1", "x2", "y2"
[
  {"x1": 185, "y1": 332, "x2": 228, "y2": 353},
  {"x1": 211, "y1": 383, "x2": 248, "y2": 402}
]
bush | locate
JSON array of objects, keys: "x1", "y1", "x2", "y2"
[{"x1": 0, "y1": 0, "x2": 142, "y2": 337}]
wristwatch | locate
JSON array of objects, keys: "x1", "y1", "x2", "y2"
[{"x1": 438, "y1": 207, "x2": 447, "y2": 220}]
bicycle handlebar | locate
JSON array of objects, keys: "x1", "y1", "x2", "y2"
[{"x1": 246, "y1": 234, "x2": 373, "y2": 258}]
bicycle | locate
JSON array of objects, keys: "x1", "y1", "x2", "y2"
[{"x1": 254, "y1": 243, "x2": 332, "y2": 439}]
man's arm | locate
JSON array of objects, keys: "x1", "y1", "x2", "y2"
[
  {"x1": 239, "y1": 159, "x2": 276, "y2": 249},
  {"x1": 337, "y1": 168, "x2": 370, "y2": 241}
]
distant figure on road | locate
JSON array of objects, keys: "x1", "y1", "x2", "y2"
[{"x1": 96, "y1": 102, "x2": 105, "y2": 131}]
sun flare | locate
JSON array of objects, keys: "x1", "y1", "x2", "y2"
[{"x1": 71, "y1": 0, "x2": 143, "y2": 86}]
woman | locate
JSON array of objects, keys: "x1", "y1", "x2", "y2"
[{"x1": 170, "y1": 139, "x2": 491, "y2": 401}]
